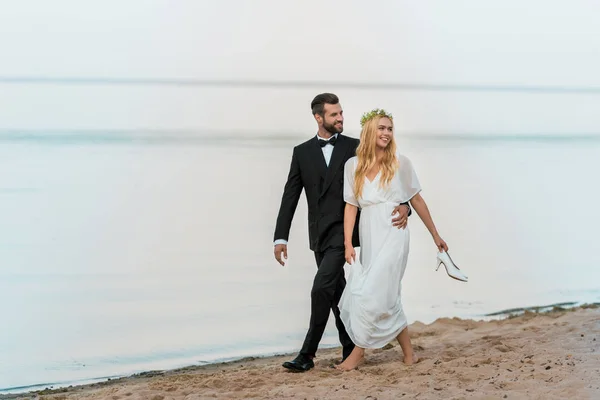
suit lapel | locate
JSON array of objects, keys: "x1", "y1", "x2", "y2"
[
  {"x1": 309, "y1": 136, "x2": 327, "y2": 179},
  {"x1": 321, "y1": 134, "x2": 350, "y2": 197}
]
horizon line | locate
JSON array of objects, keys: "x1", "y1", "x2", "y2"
[
  {"x1": 1, "y1": 129, "x2": 599, "y2": 144},
  {"x1": 2, "y1": 76, "x2": 600, "y2": 94}
]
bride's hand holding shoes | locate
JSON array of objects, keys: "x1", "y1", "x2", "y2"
[{"x1": 433, "y1": 235, "x2": 448, "y2": 252}]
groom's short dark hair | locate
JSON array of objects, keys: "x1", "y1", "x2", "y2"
[{"x1": 311, "y1": 93, "x2": 339, "y2": 116}]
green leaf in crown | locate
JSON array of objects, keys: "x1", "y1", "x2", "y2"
[{"x1": 360, "y1": 108, "x2": 393, "y2": 127}]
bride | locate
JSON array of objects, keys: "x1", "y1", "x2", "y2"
[{"x1": 337, "y1": 108, "x2": 465, "y2": 371}]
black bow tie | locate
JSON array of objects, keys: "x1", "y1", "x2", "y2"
[{"x1": 319, "y1": 136, "x2": 337, "y2": 147}]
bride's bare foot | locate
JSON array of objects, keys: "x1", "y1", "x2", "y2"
[
  {"x1": 396, "y1": 328, "x2": 418, "y2": 366},
  {"x1": 335, "y1": 347, "x2": 364, "y2": 371},
  {"x1": 403, "y1": 353, "x2": 419, "y2": 365}
]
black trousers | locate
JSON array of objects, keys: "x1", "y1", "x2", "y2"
[{"x1": 299, "y1": 246, "x2": 355, "y2": 358}]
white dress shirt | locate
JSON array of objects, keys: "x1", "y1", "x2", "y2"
[
  {"x1": 274, "y1": 134, "x2": 337, "y2": 246},
  {"x1": 319, "y1": 133, "x2": 336, "y2": 167}
]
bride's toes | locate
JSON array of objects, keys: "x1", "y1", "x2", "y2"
[
  {"x1": 403, "y1": 354, "x2": 418, "y2": 365},
  {"x1": 336, "y1": 363, "x2": 358, "y2": 371},
  {"x1": 335, "y1": 363, "x2": 349, "y2": 371},
  {"x1": 335, "y1": 357, "x2": 362, "y2": 371}
]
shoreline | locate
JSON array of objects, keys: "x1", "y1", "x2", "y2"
[
  {"x1": 2, "y1": 302, "x2": 599, "y2": 399},
  {"x1": 0, "y1": 301, "x2": 584, "y2": 395}
]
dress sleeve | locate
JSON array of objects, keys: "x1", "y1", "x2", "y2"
[
  {"x1": 343, "y1": 158, "x2": 359, "y2": 207},
  {"x1": 397, "y1": 154, "x2": 422, "y2": 202}
]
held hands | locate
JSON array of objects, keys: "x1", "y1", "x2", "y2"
[
  {"x1": 391, "y1": 204, "x2": 409, "y2": 229},
  {"x1": 433, "y1": 235, "x2": 448, "y2": 252},
  {"x1": 274, "y1": 244, "x2": 288, "y2": 266},
  {"x1": 345, "y1": 245, "x2": 356, "y2": 265}
]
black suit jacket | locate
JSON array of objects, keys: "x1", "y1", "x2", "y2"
[{"x1": 274, "y1": 134, "x2": 361, "y2": 252}]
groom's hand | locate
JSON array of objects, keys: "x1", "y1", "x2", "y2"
[
  {"x1": 274, "y1": 244, "x2": 288, "y2": 266},
  {"x1": 391, "y1": 204, "x2": 409, "y2": 229}
]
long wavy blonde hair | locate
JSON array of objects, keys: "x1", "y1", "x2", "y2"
[{"x1": 353, "y1": 116, "x2": 398, "y2": 199}]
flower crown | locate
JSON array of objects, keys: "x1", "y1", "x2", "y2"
[{"x1": 360, "y1": 108, "x2": 393, "y2": 127}]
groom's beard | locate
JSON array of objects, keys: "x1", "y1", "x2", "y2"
[{"x1": 324, "y1": 120, "x2": 343, "y2": 134}]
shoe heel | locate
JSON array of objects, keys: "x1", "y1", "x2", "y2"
[{"x1": 435, "y1": 259, "x2": 443, "y2": 271}]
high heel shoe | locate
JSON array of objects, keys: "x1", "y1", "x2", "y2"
[{"x1": 436, "y1": 251, "x2": 468, "y2": 282}]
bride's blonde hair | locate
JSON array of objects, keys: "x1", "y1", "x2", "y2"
[{"x1": 354, "y1": 110, "x2": 398, "y2": 199}]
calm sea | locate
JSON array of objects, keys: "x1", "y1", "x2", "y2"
[{"x1": 1, "y1": 134, "x2": 599, "y2": 393}]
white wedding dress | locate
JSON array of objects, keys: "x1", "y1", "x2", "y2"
[{"x1": 339, "y1": 152, "x2": 422, "y2": 349}]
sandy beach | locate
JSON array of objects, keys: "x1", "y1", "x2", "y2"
[{"x1": 5, "y1": 305, "x2": 599, "y2": 400}]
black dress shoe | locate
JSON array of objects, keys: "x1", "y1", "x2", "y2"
[{"x1": 282, "y1": 354, "x2": 314, "y2": 372}]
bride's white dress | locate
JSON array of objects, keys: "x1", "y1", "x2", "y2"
[{"x1": 339, "y1": 152, "x2": 422, "y2": 349}]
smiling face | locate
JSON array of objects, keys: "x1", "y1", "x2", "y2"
[
  {"x1": 320, "y1": 103, "x2": 344, "y2": 134},
  {"x1": 375, "y1": 117, "x2": 393, "y2": 149}
]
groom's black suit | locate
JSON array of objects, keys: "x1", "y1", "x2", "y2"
[{"x1": 274, "y1": 133, "x2": 360, "y2": 359}]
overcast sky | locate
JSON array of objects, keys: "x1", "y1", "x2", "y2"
[{"x1": 1, "y1": 0, "x2": 600, "y2": 135}]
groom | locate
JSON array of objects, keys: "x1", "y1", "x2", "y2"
[{"x1": 273, "y1": 93, "x2": 411, "y2": 372}]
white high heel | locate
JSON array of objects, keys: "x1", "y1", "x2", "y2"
[{"x1": 436, "y1": 251, "x2": 468, "y2": 282}]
